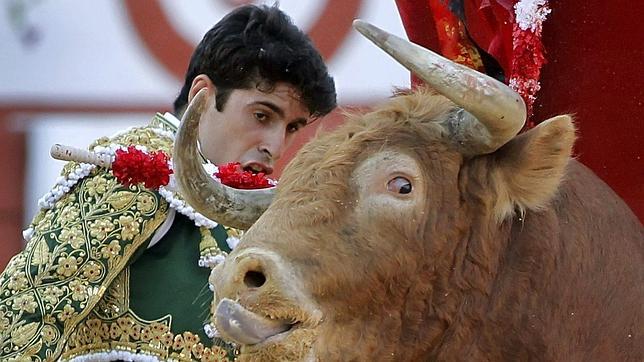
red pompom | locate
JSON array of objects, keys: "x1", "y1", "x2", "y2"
[
  {"x1": 112, "y1": 146, "x2": 173, "y2": 190},
  {"x1": 215, "y1": 162, "x2": 273, "y2": 189}
]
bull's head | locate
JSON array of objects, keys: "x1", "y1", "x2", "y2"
[{"x1": 174, "y1": 21, "x2": 575, "y2": 361}]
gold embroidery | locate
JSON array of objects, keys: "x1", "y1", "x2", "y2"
[
  {"x1": 55, "y1": 255, "x2": 81, "y2": 278},
  {"x1": 52, "y1": 188, "x2": 170, "y2": 360},
  {"x1": 136, "y1": 193, "x2": 157, "y2": 214},
  {"x1": 118, "y1": 215, "x2": 140, "y2": 240},
  {"x1": 41, "y1": 286, "x2": 64, "y2": 306},
  {"x1": 1, "y1": 124, "x2": 234, "y2": 361},
  {"x1": 199, "y1": 227, "x2": 225, "y2": 258},
  {"x1": 59, "y1": 225, "x2": 86, "y2": 249},
  {"x1": 106, "y1": 190, "x2": 138, "y2": 211},
  {"x1": 63, "y1": 267, "x2": 236, "y2": 361},
  {"x1": 12, "y1": 293, "x2": 38, "y2": 314},
  {"x1": 58, "y1": 304, "x2": 77, "y2": 323},
  {"x1": 61, "y1": 313, "x2": 231, "y2": 362},
  {"x1": 89, "y1": 217, "x2": 116, "y2": 241},
  {"x1": 1, "y1": 126, "x2": 172, "y2": 361},
  {"x1": 41, "y1": 324, "x2": 60, "y2": 346},
  {"x1": 94, "y1": 269, "x2": 128, "y2": 320},
  {"x1": 11, "y1": 322, "x2": 39, "y2": 346},
  {"x1": 0, "y1": 310, "x2": 10, "y2": 331},
  {"x1": 6, "y1": 273, "x2": 28, "y2": 292},
  {"x1": 100, "y1": 127, "x2": 174, "y2": 156},
  {"x1": 84, "y1": 176, "x2": 112, "y2": 197},
  {"x1": 81, "y1": 261, "x2": 103, "y2": 283}
]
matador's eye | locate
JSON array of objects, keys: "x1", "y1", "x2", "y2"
[{"x1": 387, "y1": 177, "x2": 412, "y2": 194}]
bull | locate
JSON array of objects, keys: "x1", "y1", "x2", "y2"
[{"x1": 173, "y1": 20, "x2": 643, "y2": 361}]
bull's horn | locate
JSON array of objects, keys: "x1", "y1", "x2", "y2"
[
  {"x1": 173, "y1": 89, "x2": 274, "y2": 230},
  {"x1": 353, "y1": 19, "x2": 526, "y2": 155}
]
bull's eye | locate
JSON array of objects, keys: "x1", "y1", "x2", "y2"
[{"x1": 387, "y1": 176, "x2": 412, "y2": 194}]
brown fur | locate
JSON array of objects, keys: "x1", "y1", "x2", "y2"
[{"x1": 211, "y1": 89, "x2": 643, "y2": 361}]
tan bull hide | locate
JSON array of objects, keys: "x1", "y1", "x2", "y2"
[{"x1": 175, "y1": 21, "x2": 643, "y2": 362}]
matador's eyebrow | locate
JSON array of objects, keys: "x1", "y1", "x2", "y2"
[{"x1": 253, "y1": 101, "x2": 308, "y2": 124}]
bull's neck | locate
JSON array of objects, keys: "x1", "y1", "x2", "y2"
[{"x1": 425, "y1": 208, "x2": 516, "y2": 357}]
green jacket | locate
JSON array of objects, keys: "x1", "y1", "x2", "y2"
[{"x1": 0, "y1": 114, "x2": 239, "y2": 361}]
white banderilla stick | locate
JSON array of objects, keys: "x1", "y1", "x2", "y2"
[{"x1": 50, "y1": 144, "x2": 113, "y2": 168}]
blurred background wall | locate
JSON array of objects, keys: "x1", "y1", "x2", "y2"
[
  {"x1": 0, "y1": 0, "x2": 641, "y2": 270},
  {"x1": 0, "y1": 0, "x2": 410, "y2": 268}
]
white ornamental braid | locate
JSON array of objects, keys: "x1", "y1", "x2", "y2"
[
  {"x1": 157, "y1": 183, "x2": 218, "y2": 229},
  {"x1": 203, "y1": 322, "x2": 221, "y2": 339},
  {"x1": 37, "y1": 143, "x2": 125, "y2": 210},
  {"x1": 37, "y1": 162, "x2": 97, "y2": 210},
  {"x1": 66, "y1": 351, "x2": 162, "y2": 362},
  {"x1": 35, "y1": 121, "x2": 174, "y2": 212},
  {"x1": 198, "y1": 253, "x2": 227, "y2": 268},
  {"x1": 22, "y1": 226, "x2": 35, "y2": 242},
  {"x1": 514, "y1": 0, "x2": 551, "y2": 32},
  {"x1": 159, "y1": 161, "x2": 220, "y2": 231},
  {"x1": 226, "y1": 235, "x2": 241, "y2": 250},
  {"x1": 197, "y1": 234, "x2": 240, "y2": 268},
  {"x1": 37, "y1": 120, "x2": 173, "y2": 207},
  {"x1": 155, "y1": 163, "x2": 238, "y2": 268}
]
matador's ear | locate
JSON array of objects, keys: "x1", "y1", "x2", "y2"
[{"x1": 188, "y1": 74, "x2": 216, "y2": 104}]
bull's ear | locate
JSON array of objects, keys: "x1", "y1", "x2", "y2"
[{"x1": 491, "y1": 115, "x2": 576, "y2": 219}]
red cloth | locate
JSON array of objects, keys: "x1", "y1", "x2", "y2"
[
  {"x1": 464, "y1": 0, "x2": 514, "y2": 75},
  {"x1": 395, "y1": 0, "x2": 547, "y2": 118},
  {"x1": 395, "y1": 0, "x2": 515, "y2": 84},
  {"x1": 394, "y1": 0, "x2": 439, "y2": 87},
  {"x1": 394, "y1": 0, "x2": 644, "y2": 220}
]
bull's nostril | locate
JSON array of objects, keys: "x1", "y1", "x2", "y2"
[{"x1": 244, "y1": 270, "x2": 266, "y2": 288}]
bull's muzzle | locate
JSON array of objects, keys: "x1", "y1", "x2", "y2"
[{"x1": 209, "y1": 248, "x2": 322, "y2": 346}]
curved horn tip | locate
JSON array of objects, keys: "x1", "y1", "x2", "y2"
[
  {"x1": 352, "y1": 19, "x2": 366, "y2": 30},
  {"x1": 352, "y1": 19, "x2": 384, "y2": 40},
  {"x1": 173, "y1": 84, "x2": 274, "y2": 230}
]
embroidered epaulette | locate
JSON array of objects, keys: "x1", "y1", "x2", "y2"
[
  {"x1": 0, "y1": 119, "x2": 241, "y2": 361},
  {"x1": 0, "y1": 155, "x2": 169, "y2": 361}
]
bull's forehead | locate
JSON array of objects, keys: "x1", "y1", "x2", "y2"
[
  {"x1": 278, "y1": 91, "x2": 457, "y2": 188},
  {"x1": 272, "y1": 91, "x2": 463, "y2": 224}
]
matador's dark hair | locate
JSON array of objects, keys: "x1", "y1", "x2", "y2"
[{"x1": 173, "y1": 5, "x2": 336, "y2": 118}]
